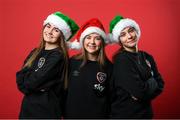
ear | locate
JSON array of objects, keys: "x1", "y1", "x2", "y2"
[{"x1": 118, "y1": 36, "x2": 122, "y2": 44}]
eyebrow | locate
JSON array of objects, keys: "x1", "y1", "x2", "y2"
[
  {"x1": 128, "y1": 27, "x2": 135, "y2": 30},
  {"x1": 54, "y1": 27, "x2": 59, "y2": 30},
  {"x1": 120, "y1": 32, "x2": 126, "y2": 35},
  {"x1": 47, "y1": 23, "x2": 60, "y2": 30},
  {"x1": 46, "y1": 23, "x2": 51, "y2": 26}
]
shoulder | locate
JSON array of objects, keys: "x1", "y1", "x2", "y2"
[
  {"x1": 69, "y1": 57, "x2": 82, "y2": 65},
  {"x1": 27, "y1": 48, "x2": 37, "y2": 56},
  {"x1": 70, "y1": 57, "x2": 81, "y2": 62},
  {"x1": 104, "y1": 59, "x2": 113, "y2": 75},
  {"x1": 69, "y1": 57, "x2": 82, "y2": 70},
  {"x1": 53, "y1": 48, "x2": 64, "y2": 55},
  {"x1": 45, "y1": 48, "x2": 64, "y2": 61},
  {"x1": 140, "y1": 51, "x2": 154, "y2": 61},
  {"x1": 113, "y1": 52, "x2": 135, "y2": 70},
  {"x1": 31, "y1": 48, "x2": 37, "y2": 53},
  {"x1": 24, "y1": 48, "x2": 37, "y2": 61},
  {"x1": 114, "y1": 51, "x2": 129, "y2": 63},
  {"x1": 105, "y1": 58, "x2": 113, "y2": 68}
]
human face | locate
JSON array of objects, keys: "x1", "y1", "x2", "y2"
[
  {"x1": 43, "y1": 23, "x2": 61, "y2": 44},
  {"x1": 83, "y1": 33, "x2": 102, "y2": 55},
  {"x1": 119, "y1": 27, "x2": 138, "y2": 51}
]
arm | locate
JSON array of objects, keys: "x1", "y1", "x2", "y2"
[
  {"x1": 143, "y1": 53, "x2": 164, "y2": 100},
  {"x1": 113, "y1": 55, "x2": 146, "y2": 101},
  {"x1": 132, "y1": 53, "x2": 165, "y2": 101},
  {"x1": 16, "y1": 49, "x2": 36, "y2": 94},
  {"x1": 17, "y1": 51, "x2": 64, "y2": 94}
]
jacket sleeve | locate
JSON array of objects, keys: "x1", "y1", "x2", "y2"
[
  {"x1": 16, "y1": 51, "x2": 64, "y2": 95},
  {"x1": 16, "y1": 49, "x2": 36, "y2": 94},
  {"x1": 113, "y1": 55, "x2": 146, "y2": 100},
  {"x1": 143, "y1": 53, "x2": 164, "y2": 100},
  {"x1": 113, "y1": 53, "x2": 164, "y2": 102}
]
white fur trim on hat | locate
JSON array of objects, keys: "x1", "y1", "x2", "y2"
[
  {"x1": 106, "y1": 33, "x2": 115, "y2": 44},
  {"x1": 112, "y1": 18, "x2": 141, "y2": 43},
  {"x1": 43, "y1": 14, "x2": 72, "y2": 41},
  {"x1": 79, "y1": 27, "x2": 107, "y2": 45},
  {"x1": 67, "y1": 39, "x2": 81, "y2": 50}
]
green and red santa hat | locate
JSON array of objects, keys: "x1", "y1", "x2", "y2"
[
  {"x1": 109, "y1": 15, "x2": 141, "y2": 43},
  {"x1": 43, "y1": 11, "x2": 79, "y2": 41},
  {"x1": 69, "y1": 18, "x2": 110, "y2": 49}
]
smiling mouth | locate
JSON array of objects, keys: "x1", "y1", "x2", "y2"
[
  {"x1": 128, "y1": 40, "x2": 135, "y2": 43},
  {"x1": 87, "y1": 45, "x2": 98, "y2": 50},
  {"x1": 88, "y1": 46, "x2": 96, "y2": 49},
  {"x1": 127, "y1": 38, "x2": 136, "y2": 43},
  {"x1": 45, "y1": 34, "x2": 53, "y2": 39}
]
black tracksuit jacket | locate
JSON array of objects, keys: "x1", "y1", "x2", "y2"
[
  {"x1": 65, "y1": 58, "x2": 113, "y2": 118},
  {"x1": 111, "y1": 50, "x2": 164, "y2": 118},
  {"x1": 16, "y1": 48, "x2": 65, "y2": 119}
]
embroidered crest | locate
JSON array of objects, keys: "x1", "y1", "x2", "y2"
[
  {"x1": 96, "y1": 72, "x2": 107, "y2": 83},
  {"x1": 38, "y1": 57, "x2": 46, "y2": 68},
  {"x1": 35, "y1": 57, "x2": 46, "y2": 72}
]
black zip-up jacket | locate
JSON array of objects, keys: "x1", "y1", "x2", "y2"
[{"x1": 111, "y1": 50, "x2": 164, "y2": 118}]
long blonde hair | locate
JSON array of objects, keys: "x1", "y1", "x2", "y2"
[
  {"x1": 74, "y1": 36, "x2": 107, "y2": 71},
  {"x1": 23, "y1": 25, "x2": 69, "y2": 89}
]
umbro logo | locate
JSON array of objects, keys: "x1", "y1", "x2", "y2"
[{"x1": 72, "y1": 70, "x2": 80, "y2": 76}]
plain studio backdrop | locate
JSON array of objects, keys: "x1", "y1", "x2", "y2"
[{"x1": 0, "y1": 0, "x2": 180, "y2": 118}]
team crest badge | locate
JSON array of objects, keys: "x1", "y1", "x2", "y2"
[
  {"x1": 38, "y1": 57, "x2": 46, "y2": 68},
  {"x1": 35, "y1": 57, "x2": 46, "y2": 72},
  {"x1": 96, "y1": 72, "x2": 107, "y2": 83}
]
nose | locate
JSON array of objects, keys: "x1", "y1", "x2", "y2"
[
  {"x1": 127, "y1": 32, "x2": 132, "y2": 38},
  {"x1": 48, "y1": 28, "x2": 53, "y2": 35},
  {"x1": 89, "y1": 38, "x2": 95, "y2": 44}
]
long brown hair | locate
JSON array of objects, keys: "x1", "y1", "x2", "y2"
[
  {"x1": 74, "y1": 36, "x2": 108, "y2": 70},
  {"x1": 23, "y1": 25, "x2": 69, "y2": 89}
]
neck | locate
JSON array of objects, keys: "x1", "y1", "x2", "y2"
[
  {"x1": 124, "y1": 45, "x2": 138, "y2": 53},
  {"x1": 87, "y1": 53, "x2": 98, "y2": 61},
  {"x1": 45, "y1": 43, "x2": 58, "y2": 50}
]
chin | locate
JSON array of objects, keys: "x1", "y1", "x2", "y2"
[
  {"x1": 129, "y1": 43, "x2": 137, "y2": 47},
  {"x1": 88, "y1": 51, "x2": 96, "y2": 54},
  {"x1": 87, "y1": 50, "x2": 98, "y2": 54}
]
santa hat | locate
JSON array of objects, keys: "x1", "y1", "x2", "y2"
[
  {"x1": 109, "y1": 15, "x2": 141, "y2": 43},
  {"x1": 43, "y1": 11, "x2": 79, "y2": 41},
  {"x1": 68, "y1": 18, "x2": 108, "y2": 49}
]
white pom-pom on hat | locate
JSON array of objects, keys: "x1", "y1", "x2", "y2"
[{"x1": 67, "y1": 39, "x2": 81, "y2": 50}]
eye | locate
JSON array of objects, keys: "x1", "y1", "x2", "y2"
[
  {"x1": 86, "y1": 35, "x2": 91, "y2": 39},
  {"x1": 54, "y1": 28, "x2": 60, "y2": 33},
  {"x1": 128, "y1": 27, "x2": 135, "y2": 33},
  {"x1": 120, "y1": 32, "x2": 126, "y2": 37},
  {"x1": 46, "y1": 23, "x2": 51, "y2": 28},
  {"x1": 95, "y1": 36, "x2": 101, "y2": 40}
]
